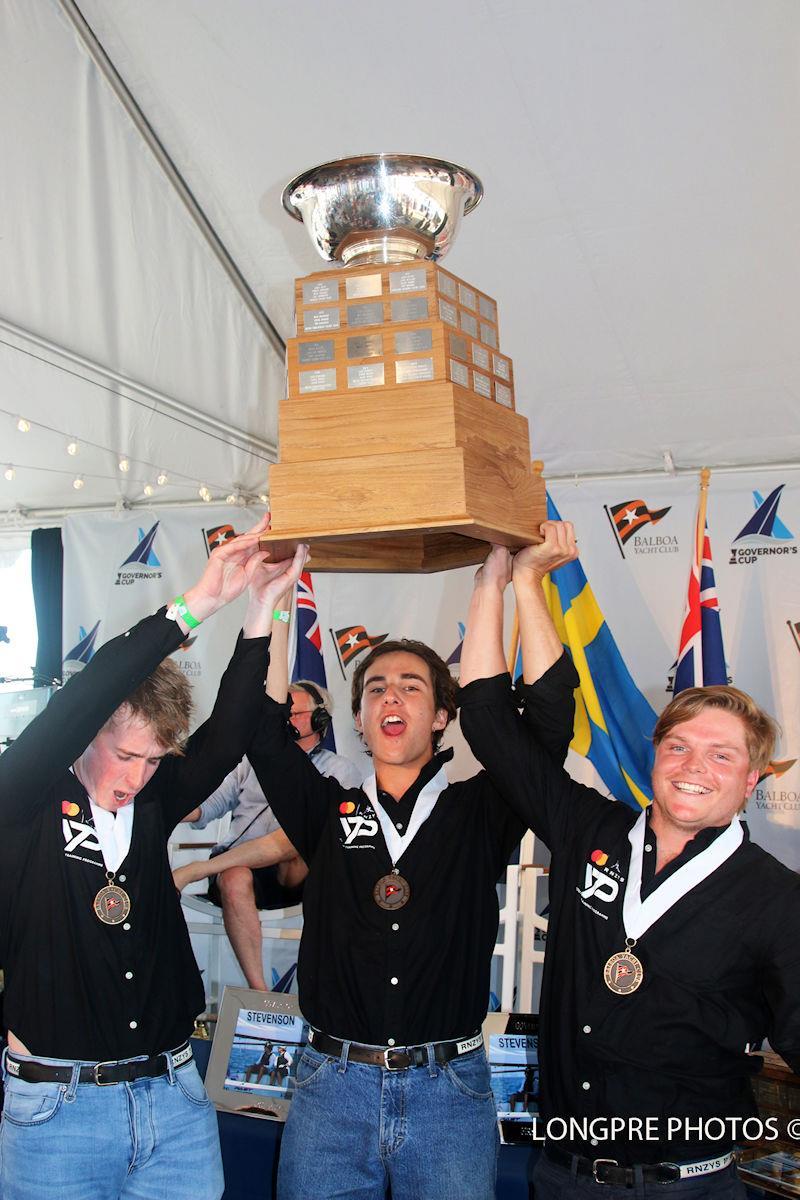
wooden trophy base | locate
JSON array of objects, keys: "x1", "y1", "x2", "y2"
[{"x1": 259, "y1": 382, "x2": 546, "y2": 573}]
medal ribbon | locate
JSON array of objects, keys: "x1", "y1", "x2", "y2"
[
  {"x1": 623, "y1": 810, "x2": 743, "y2": 940},
  {"x1": 361, "y1": 765, "x2": 448, "y2": 864}
]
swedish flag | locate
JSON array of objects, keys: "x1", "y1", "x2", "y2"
[{"x1": 517, "y1": 496, "x2": 657, "y2": 810}]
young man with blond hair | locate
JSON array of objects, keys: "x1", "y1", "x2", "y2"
[
  {"x1": 0, "y1": 517, "x2": 307, "y2": 1200},
  {"x1": 459, "y1": 540, "x2": 800, "y2": 1198}
]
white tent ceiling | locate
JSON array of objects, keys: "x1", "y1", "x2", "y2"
[{"x1": 1, "y1": 0, "x2": 798, "y2": 526}]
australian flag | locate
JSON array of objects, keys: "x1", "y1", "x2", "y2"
[
  {"x1": 674, "y1": 517, "x2": 726, "y2": 693},
  {"x1": 292, "y1": 571, "x2": 336, "y2": 750}
]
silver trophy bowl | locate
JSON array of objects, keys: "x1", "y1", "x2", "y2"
[{"x1": 282, "y1": 153, "x2": 483, "y2": 266}]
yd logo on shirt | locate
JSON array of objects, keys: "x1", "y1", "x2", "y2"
[
  {"x1": 579, "y1": 863, "x2": 620, "y2": 903},
  {"x1": 338, "y1": 800, "x2": 379, "y2": 846}
]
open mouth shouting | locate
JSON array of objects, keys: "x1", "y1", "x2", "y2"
[{"x1": 380, "y1": 715, "x2": 406, "y2": 738}]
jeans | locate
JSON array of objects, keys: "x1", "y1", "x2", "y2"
[
  {"x1": 277, "y1": 1043, "x2": 499, "y2": 1200},
  {"x1": 532, "y1": 1152, "x2": 748, "y2": 1199},
  {"x1": 0, "y1": 1049, "x2": 224, "y2": 1200}
]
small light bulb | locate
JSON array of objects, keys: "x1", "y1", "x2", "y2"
[
  {"x1": 16, "y1": 417, "x2": 30, "y2": 433},
  {"x1": 226, "y1": 493, "x2": 237, "y2": 505},
  {"x1": 143, "y1": 483, "x2": 154, "y2": 497},
  {"x1": 258, "y1": 493, "x2": 269, "y2": 505},
  {"x1": 72, "y1": 476, "x2": 85, "y2": 490},
  {"x1": 118, "y1": 457, "x2": 130, "y2": 473},
  {"x1": 66, "y1": 439, "x2": 79, "y2": 456},
  {"x1": 198, "y1": 485, "x2": 212, "y2": 502},
  {"x1": 4, "y1": 466, "x2": 15, "y2": 481},
  {"x1": 157, "y1": 471, "x2": 168, "y2": 486}
]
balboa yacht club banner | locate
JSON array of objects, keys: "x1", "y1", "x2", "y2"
[{"x1": 63, "y1": 470, "x2": 800, "y2": 883}]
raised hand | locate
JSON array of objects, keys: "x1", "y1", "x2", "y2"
[
  {"x1": 247, "y1": 543, "x2": 309, "y2": 612},
  {"x1": 473, "y1": 544, "x2": 513, "y2": 592},
  {"x1": 182, "y1": 513, "x2": 273, "y2": 621},
  {"x1": 512, "y1": 520, "x2": 578, "y2": 588}
]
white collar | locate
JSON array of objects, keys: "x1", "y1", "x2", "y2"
[{"x1": 361, "y1": 764, "x2": 449, "y2": 864}]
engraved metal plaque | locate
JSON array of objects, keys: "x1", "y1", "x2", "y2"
[
  {"x1": 395, "y1": 357, "x2": 435, "y2": 383},
  {"x1": 299, "y1": 367, "x2": 337, "y2": 393},
  {"x1": 389, "y1": 267, "x2": 427, "y2": 293},
  {"x1": 347, "y1": 301, "x2": 384, "y2": 327},
  {"x1": 439, "y1": 299, "x2": 458, "y2": 326},
  {"x1": 299, "y1": 338, "x2": 335, "y2": 364},
  {"x1": 471, "y1": 343, "x2": 490, "y2": 370},
  {"x1": 495, "y1": 382, "x2": 513, "y2": 408},
  {"x1": 391, "y1": 297, "x2": 429, "y2": 323},
  {"x1": 449, "y1": 358, "x2": 469, "y2": 388},
  {"x1": 458, "y1": 284, "x2": 476, "y2": 310},
  {"x1": 449, "y1": 333, "x2": 468, "y2": 361},
  {"x1": 493, "y1": 354, "x2": 510, "y2": 381},
  {"x1": 473, "y1": 370, "x2": 492, "y2": 399},
  {"x1": 395, "y1": 328, "x2": 432, "y2": 354},
  {"x1": 303, "y1": 278, "x2": 339, "y2": 305},
  {"x1": 348, "y1": 362, "x2": 385, "y2": 388},
  {"x1": 346, "y1": 273, "x2": 382, "y2": 299},
  {"x1": 437, "y1": 270, "x2": 457, "y2": 298},
  {"x1": 478, "y1": 295, "x2": 497, "y2": 322},
  {"x1": 460, "y1": 311, "x2": 478, "y2": 339},
  {"x1": 303, "y1": 306, "x2": 340, "y2": 332},
  {"x1": 347, "y1": 334, "x2": 383, "y2": 359},
  {"x1": 480, "y1": 322, "x2": 497, "y2": 348}
]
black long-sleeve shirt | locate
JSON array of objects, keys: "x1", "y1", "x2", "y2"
[
  {"x1": 0, "y1": 609, "x2": 269, "y2": 1061},
  {"x1": 247, "y1": 654, "x2": 577, "y2": 1047},
  {"x1": 460, "y1": 671, "x2": 800, "y2": 1165}
]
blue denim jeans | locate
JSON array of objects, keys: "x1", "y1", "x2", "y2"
[
  {"x1": 277, "y1": 1042, "x2": 499, "y2": 1200},
  {"x1": 0, "y1": 1049, "x2": 224, "y2": 1200},
  {"x1": 532, "y1": 1152, "x2": 748, "y2": 1199}
]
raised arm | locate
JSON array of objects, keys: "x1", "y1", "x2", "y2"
[{"x1": 512, "y1": 520, "x2": 578, "y2": 683}]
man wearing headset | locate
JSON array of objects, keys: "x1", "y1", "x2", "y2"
[{"x1": 177, "y1": 679, "x2": 362, "y2": 991}]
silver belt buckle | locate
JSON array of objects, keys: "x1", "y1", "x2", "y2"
[
  {"x1": 92, "y1": 1060, "x2": 119, "y2": 1086},
  {"x1": 592, "y1": 1158, "x2": 618, "y2": 1184},
  {"x1": 383, "y1": 1047, "x2": 406, "y2": 1070}
]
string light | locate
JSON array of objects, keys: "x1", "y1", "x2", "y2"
[
  {"x1": 4, "y1": 466, "x2": 15, "y2": 481},
  {"x1": 118, "y1": 457, "x2": 130, "y2": 473},
  {"x1": 226, "y1": 493, "x2": 237, "y2": 505},
  {"x1": 157, "y1": 471, "x2": 168, "y2": 486},
  {"x1": 258, "y1": 493, "x2": 269, "y2": 505},
  {"x1": 16, "y1": 417, "x2": 30, "y2": 433},
  {"x1": 72, "y1": 476, "x2": 85, "y2": 490},
  {"x1": 143, "y1": 483, "x2": 154, "y2": 497},
  {"x1": 198, "y1": 485, "x2": 212, "y2": 502},
  {"x1": 66, "y1": 439, "x2": 79, "y2": 456}
]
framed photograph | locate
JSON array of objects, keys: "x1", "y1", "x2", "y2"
[
  {"x1": 204, "y1": 985, "x2": 309, "y2": 1121},
  {"x1": 739, "y1": 1152, "x2": 800, "y2": 1196},
  {"x1": 481, "y1": 1012, "x2": 540, "y2": 1145}
]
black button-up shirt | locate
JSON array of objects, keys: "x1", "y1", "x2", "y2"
[
  {"x1": 247, "y1": 654, "x2": 577, "y2": 1047},
  {"x1": 460, "y1": 672, "x2": 800, "y2": 1165},
  {"x1": 0, "y1": 611, "x2": 269, "y2": 1061}
]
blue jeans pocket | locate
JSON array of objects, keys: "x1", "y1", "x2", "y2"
[
  {"x1": 442, "y1": 1051, "x2": 495, "y2": 1100},
  {"x1": 174, "y1": 1062, "x2": 211, "y2": 1107},
  {"x1": 293, "y1": 1048, "x2": 331, "y2": 1089},
  {"x1": 2, "y1": 1079, "x2": 66, "y2": 1127}
]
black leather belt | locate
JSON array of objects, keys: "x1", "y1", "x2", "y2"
[
  {"x1": 308, "y1": 1029, "x2": 483, "y2": 1071},
  {"x1": 545, "y1": 1146, "x2": 735, "y2": 1187},
  {"x1": 5, "y1": 1042, "x2": 193, "y2": 1087}
]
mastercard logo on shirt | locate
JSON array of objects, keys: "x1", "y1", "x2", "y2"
[
  {"x1": 62, "y1": 800, "x2": 81, "y2": 817},
  {"x1": 339, "y1": 801, "x2": 356, "y2": 815},
  {"x1": 590, "y1": 849, "x2": 608, "y2": 866}
]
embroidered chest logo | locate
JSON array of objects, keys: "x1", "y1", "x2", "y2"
[
  {"x1": 61, "y1": 799, "x2": 102, "y2": 863},
  {"x1": 338, "y1": 799, "x2": 379, "y2": 848},
  {"x1": 576, "y1": 848, "x2": 625, "y2": 912}
]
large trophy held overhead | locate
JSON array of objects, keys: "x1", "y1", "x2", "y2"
[{"x1": 260, "y1": 154, "x2": 546, "y2": 572}]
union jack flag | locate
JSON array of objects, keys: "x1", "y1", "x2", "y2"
[
  {"x1": 674, "y1": 513, "x2": 727, "y2": 693},
  {"x1": 292, "y1": 571, "x2": 335, "y2": 749}
]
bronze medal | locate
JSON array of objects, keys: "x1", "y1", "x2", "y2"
[
  {"x1": 93, "y1": 882, "x2": 131, "y2": 925},
  {"x1": 373, "y1": 873, "x2": 411, "y2": 910},
  {"x1": 603, "y1": 949, "x2": 644, "y2": 995}
]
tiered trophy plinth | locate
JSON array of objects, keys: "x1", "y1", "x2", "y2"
[{"x1": 259, "y1": 155, "x2": 546, "y2": 573}]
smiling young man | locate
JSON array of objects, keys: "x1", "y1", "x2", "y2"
[
  {"x1": 459, "y1": 542, "x2": 800, "y2": 1197},
  {"x1": 0, "y1": 518, "x2": 308, "y2": 1200},
  {"x1": 243, "y1": 529, "x2": 579, "y2": 1200}
]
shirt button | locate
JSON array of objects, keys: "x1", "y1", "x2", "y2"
[
  {"x1": 129, "y1": 1020, "x2": 138, "y2": 1029},
  {"x1": 118, "y1": 874, "x2": 126, "y2": 883},
  {"x1": 583, "y1": 1025, "x2": 592, "y2": 1034},
  {"x1": 591, "y1": 1139, "x2": 598, "y2": 1147},
  {"x1": 125, "y1": 971, "x2": 134, "y2": 980},
  {"x1": 390, "y1": 977, "x2": 398, "y2": 986},
  {"x1": 644, "y1": 844, "x2": 653, "y2": 852},
  {"x1": 123, "y1": 922, "x2": 131, "y2": 931},
  {"x1": 387, "y1": 1038, "x2": 396, "y2": 1046},
  {"x1": 582, "y1": 1080, "x2": 591, "y2": 1090},
  {"x1": 391, "y1": 923, "x2": 399, "y2": 931},
  {"x1": 395, "y1": 822, "x2": 403, "y2": 830}
]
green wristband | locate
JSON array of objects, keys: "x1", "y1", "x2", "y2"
[
  {"x1": 273, "y1": 609, "x2": 291, "y2": 624},
  {"x1": 167, "y1": 594, "x2": 202, "y2": 630}
]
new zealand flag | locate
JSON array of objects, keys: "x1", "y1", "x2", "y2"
[{"x1": 292, "y1": 571, "x2": 336, "y2": 750}]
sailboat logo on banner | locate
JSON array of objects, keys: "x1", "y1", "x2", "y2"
[
  {"x1": 116, "y1": 522, "x2": 164, "y2": 585},
  {"x1": 63, "y1": 620, "x2": 101, "y2": 678},
  {"x1": 730, "y1": 486, "x2": 796, "y2": 565}
]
